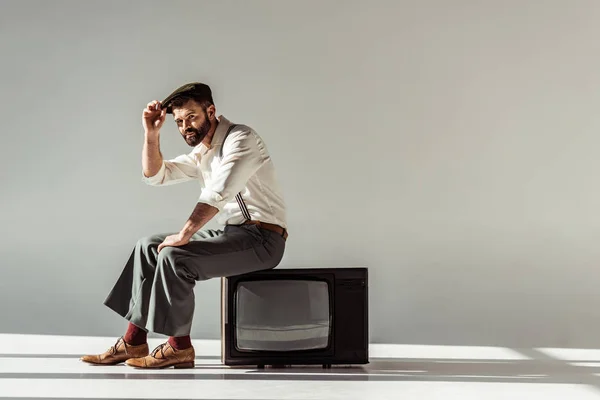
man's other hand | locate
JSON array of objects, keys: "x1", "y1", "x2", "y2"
[
  {"x1": 143, "y1": 100, "x2": 166, "y2": 134},
  {"x1": 157, "y1": 233, "x2": 190, "y2": 253}
]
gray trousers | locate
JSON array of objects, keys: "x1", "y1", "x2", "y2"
[{"x1": 103, "y1": 224, "x2": 286, "y2": 337}]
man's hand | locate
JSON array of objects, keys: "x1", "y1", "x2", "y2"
[
  {"x1": 156, "y1": 203, "x2": 219, "y2": 254},
  {"x1": 157, "y1": 233, "x2": 190, "y2": 253},
  {"x1": 143, "y1": 100, "x2": 166, "y2": 135},
  {"x1": 142, "y1": 100, "x2": 166, "y2": 178}
]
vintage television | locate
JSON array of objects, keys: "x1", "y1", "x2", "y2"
[{"x1": 221, "y1": 267, "x2": 368, "y2": 368}]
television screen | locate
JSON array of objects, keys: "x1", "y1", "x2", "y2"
[{"x1": 234, "y1": 279, "x2": 331, "y2": 352}]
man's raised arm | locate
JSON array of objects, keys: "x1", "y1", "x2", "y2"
[{"x1": 142, "y1": 100, "x2": 165, "y2": 178}]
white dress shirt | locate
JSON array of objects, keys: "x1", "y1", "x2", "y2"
[{"x1": 142, "y1": 116, "x2": 288, "y2": 228}]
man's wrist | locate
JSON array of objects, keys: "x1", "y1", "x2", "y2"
[
  {"x1": 145, "y1": 130, "x2": 160, "y2": 142},
  {"x1": 179, "y1": 224, "x2": 199, "y2": 241},
  {"x1": 179, "y1": 203, "x2": 219, "y2": 241}
]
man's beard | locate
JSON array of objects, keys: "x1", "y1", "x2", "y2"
[{"x1": 183, "y1": 118, "x2": 211, "y2": 147}]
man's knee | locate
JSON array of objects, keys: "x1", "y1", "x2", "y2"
[
  {"x1": 156, "y1": 246, "x2": 180, "y2": 262},
  {"x1": 157, "y1": 248, "x2": 197, "y2": 281},
  {"x1": 136, "y1": 234, "x2": 163, "y2": 252}
]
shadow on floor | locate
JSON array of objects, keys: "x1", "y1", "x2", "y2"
[{"x1": 2, "y1": 348, "x2": 600, "y2": 387}]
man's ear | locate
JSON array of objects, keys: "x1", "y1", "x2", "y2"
[{"x1": 206, "y1": 104, "x2": 216, "y2": 120}]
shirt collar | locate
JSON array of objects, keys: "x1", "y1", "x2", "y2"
[{"x1": 191, "y1": 115, "x2": 232, "y2": 156}]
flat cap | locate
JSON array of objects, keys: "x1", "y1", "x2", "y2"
[{"x1": 161, "y1": 82, "x2": 213, "y2": 114}]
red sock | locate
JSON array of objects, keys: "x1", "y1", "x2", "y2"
[
  {"x1": 168, "y1": 335, "x2": 192, "y2": 350},
  {"x1": 123, "y1": 322, "x2": 147, "y2": 346}
]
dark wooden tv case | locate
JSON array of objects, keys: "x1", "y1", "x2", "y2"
[{"x1": 221, "y1": 267, "x2": 368, "y2": 368}]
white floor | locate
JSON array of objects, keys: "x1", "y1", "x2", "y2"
[{"x1": 2, "y1": 334, "x2": 600, "y2": 399}]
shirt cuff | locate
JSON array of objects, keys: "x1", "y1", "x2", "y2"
[
  {"x1": 198, "y1": 188, "x2": 227, "y2": 210},
  {"x1": 141, "y1": 162, "x2": 166, "y2": 185}
]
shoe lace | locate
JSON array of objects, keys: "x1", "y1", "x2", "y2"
[
  {"x1": 151, "y1": 343, "x2": 169, "y2": 359},
  {"x1": 109, "y1": 337, "x2": 128, "y2": 355}
]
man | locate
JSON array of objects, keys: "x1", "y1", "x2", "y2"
[{"x1": 80, "y1": 83, "x2": 288, "y2": 369}]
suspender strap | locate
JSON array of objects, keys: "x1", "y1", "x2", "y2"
[{"x1": 221, "y1": 124, "x2": 251, "y2": 221}]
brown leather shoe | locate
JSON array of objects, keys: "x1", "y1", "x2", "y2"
[
  {"x1": 126, "y1": 341, "x2": 195, "y2": 369},
  {"x1": 80, "y1": 337, "x2": 149, "y2": 366}
]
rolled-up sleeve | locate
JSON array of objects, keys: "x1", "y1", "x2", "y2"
[
  {"x1": 142, "y1": 153, "x2": 199, "y2": 186},
  {"x1": 198, "y1": 128, "x2": 267, "y2": 210}
]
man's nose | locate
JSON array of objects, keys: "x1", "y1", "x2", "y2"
[{"x1": 182, "y1": 120, "x2": 190, "y2": 131}]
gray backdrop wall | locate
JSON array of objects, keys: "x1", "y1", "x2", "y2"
[{"x1": 1, "y1": 0, "x2": 599, "y2": 348}]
